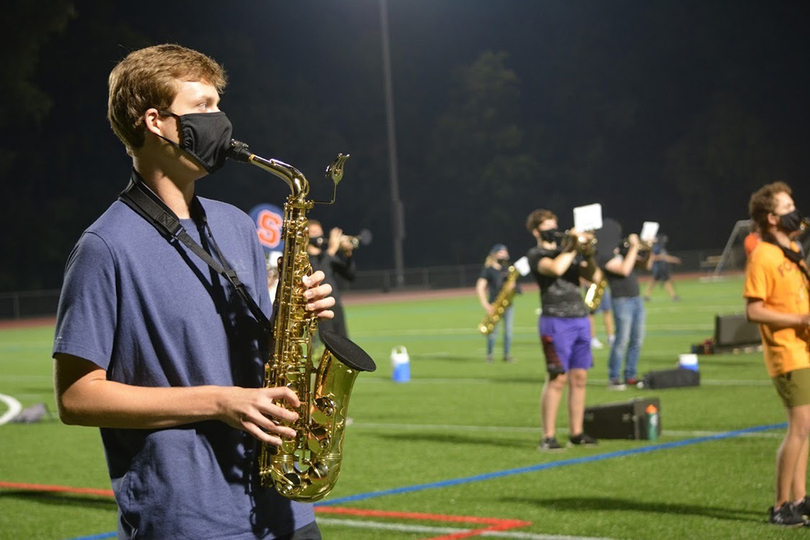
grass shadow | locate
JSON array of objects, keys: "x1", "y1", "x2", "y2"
[
  {"x1": 370, "y1": 431, "x2": 530, "y2": 449},
  {"x1": 508, "y1": 495, "x2": 764, "y2": 523}
]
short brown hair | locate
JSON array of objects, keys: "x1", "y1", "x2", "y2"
[
  {"x1": 526, "y1": 209, "x2": 557, "y2": 233},
  {"x1": 107, "y1": 44, "x2": 228, "y2": 151},
  {"x1": 749, "y1": 181, "x2": 792, "y2": 232}
]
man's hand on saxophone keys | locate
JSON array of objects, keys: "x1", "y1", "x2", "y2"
[
  {"x1": 303, "y1": 270, "x2": 335, "y2": 319},
  {"x1": 216, "y1": 386, "x2": 301, "y2": 446}
]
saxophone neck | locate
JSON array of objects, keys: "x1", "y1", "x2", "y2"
[
  {"x1": 228, "y1": 139, "x2": 309, "y2": 200},
  {"x1": 252, "y1": 155, "x2": 310, "y2": 201}
]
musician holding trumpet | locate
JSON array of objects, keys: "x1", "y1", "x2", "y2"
[
  {"x1": 52, "y1": 45, "x2": 332, "y2": 539},
  {"x1": 526, "y1": 209, "x2": 601, "y2": 451},
  {"x1": 307, "y1": 220, "x2": 358, "y2": 339},
  {"x1": 596, "y1": 218, "x2": 651, "y2": 390}
]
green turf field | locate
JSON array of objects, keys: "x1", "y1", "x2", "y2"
[{"x1": 0, "y1": 275, "x2": 801, "y2": 539}]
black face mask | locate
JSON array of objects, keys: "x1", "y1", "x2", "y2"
[
  {"x1": 496, "y1": 257, "x2": 509, "y2": 264},
  {"x1": 540, "y1": 228, "x2": 558, "y2": 243},
  {"x1": 158, "y1": 111, "x2": 233, "y2": 173},
  {"x1": 309, "y1": 236, "x2": 326, "y2": 249},
  {"x1": 778, "y1": 209, "x2": 803, "y2": 233}
]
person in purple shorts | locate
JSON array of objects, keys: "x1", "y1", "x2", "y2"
[{"x1": 526, "y1": 209, "x2": 601, "y2": 451}]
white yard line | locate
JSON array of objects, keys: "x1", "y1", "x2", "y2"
[
  {"x1": 317, "y1": 517, "x2": 614, "y2": 540},
  {"x1": 0, "y1": 393, "x2": 22, "y2": 426},
  {"x1": 350, "y1": 421, "x2": 780, "y2": 439}
]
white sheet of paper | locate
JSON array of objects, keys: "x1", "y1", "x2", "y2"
[
  {"x1": 640, "y1": 221, "x2": 660, "y2": 242},
  {"x1": 573, "y1": 203, "x2": 603, "y2": 232},
  {"x1": 513, "y1": 256, "x2": 531, "y2": 277}
]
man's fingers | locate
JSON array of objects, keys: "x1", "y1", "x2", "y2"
[
  {"x1": 244, "y1": 422, "x2": 284, "y2": 446},
  {"x1": 263, "y1": 386, "x2": 301, "y2": 408},
  {"x1": 307, "y1": 295, "x2": 335, "y2": 313}
]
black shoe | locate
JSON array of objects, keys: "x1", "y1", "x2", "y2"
[
  {"x1": 768, "y1": 503, "x2": 806, "y2": 527},
  {"x1": 568, "y1": 432, "x2": 598, "y2": 447},
  {"x1": 538, "y1": 436, "x2": 565, "y2": 452},
  {"x1": 796, "y1": 497, "x2": 810, "y2": 519}
]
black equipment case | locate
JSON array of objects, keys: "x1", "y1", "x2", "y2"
[
  {"x1": 583, "y1": 398, "x2": 661, "y2": 440},
  {"x1": 642, "y1": 368, "x2": 700, "y2": 389}
]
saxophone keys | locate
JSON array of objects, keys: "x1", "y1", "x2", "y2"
[
  {"x1": 307, "y1": 426, "x2": 331, "y2": 454},
  {"x1": 315, "y1": 396, "x2": 336, "y2": 417}
]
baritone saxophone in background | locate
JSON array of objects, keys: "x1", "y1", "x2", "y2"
[
  {"x1": 479, "y1": 265, "x2": 519, "y2": 335},
  {"x1": 228, "y1": 140, "x2": 376, "y2": 502}
]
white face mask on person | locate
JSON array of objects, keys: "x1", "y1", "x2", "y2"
[{"x1": 158, "y1": 111, "x2": 233, "y2": 173}]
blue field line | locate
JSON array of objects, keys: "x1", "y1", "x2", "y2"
[
  {"x1": 315, "y1": 422, "x2": 787, "y2": 507},
  {"x1": 68, "y1": 422, "x2": 786, "y2": 540}
]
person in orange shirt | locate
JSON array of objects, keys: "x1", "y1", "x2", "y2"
[
  {"x1": 744, "y1": 220, "x2": 761, "y2": 257},
  {"x1": 744, "y1": 181, "x2": 810, "y2": 527}
]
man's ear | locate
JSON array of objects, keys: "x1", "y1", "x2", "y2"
[
  {"x1": 766, "y1": 212, "x2": 779, "y2": 228},
  {"x1": 143, "y1": 108, "x2": 163, "y2": 137},
  {"x1": 531, "y1": 228, "x2": 540, "y2": 240}
]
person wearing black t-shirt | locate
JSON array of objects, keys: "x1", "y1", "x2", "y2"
[
  {"x1": 596, "y1": 219, "x2": 650, "y2": 390},
  {"x1": 308, "y1": 219, "x2": 356, "y2": 338},
  {"x1": 476, "y1": 244, "x2": 520, "y2": 363},
  {"x1": 526, "y1": 209, "x2": 601, "y2": 451}
]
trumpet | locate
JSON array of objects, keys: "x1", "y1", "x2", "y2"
[
  {"x1": 621, "y1": 236, "x2": 654, "y2": 251},
  {"x1": 311, "y1": 229, "x2": 373, "y2": 250},
  {"x1": 343, "y1": 229, "x2": 373, "y2": 249},
  {"x1": 800, "y1": 218, "x2": 810, "y2": 232},
  {"x1": 555, "y1": 230, "x2": 597, "y2": 256}
]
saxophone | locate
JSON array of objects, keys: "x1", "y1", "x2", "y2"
[
  {"x1": 584, "y1": 278, "x2": 607, "y2": 311},
  {"x1": 478, "y1": 265, "x2": 519, "y2": 335},
  {"x1": 573, "y1": 232, "x2": 605, "y2": 312},
  {"x1": 228, "y1": 140, "x2": 376, "y2": 502}
]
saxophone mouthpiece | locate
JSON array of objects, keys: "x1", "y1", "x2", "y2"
[{"x1": 228, "y1": 139, "x2": 253, "y2": 163}]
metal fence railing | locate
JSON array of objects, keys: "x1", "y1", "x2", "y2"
[{"x1": 0, "y1": 248, "x2": 732, "y2": 321}]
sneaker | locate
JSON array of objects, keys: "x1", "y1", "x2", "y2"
[
  {"x1": 503, "y1": 356, "x2": 515, "y2": 364},
  {"x1": 538, "y1": 436, "x2": 565, "y2": 452},
  {"x1": 795, "y1": 496, "x2": 810, "y2": 519},
  {"x1": 625, "y1": 377, "x2": 641, "y2": 388},
  {"x1": 568, "y1": 432, "x2": 598, "y2": 447},
  {"x1": 486, "y1": 354, "x2": 493, "y2": 364},
  {"x1": 590, "y1": 337, "x2": 604, "y2": 349},
  {"x1": 672, "y1": 295, "x2": 681, "y2": 301},
  {"x1": 607, "y1": 379, "x2": 627, "y2": 391},
  {"x1": 768, "y1": 503, "x2": 806, "y2": 527}
]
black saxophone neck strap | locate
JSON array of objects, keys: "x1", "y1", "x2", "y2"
[
  {"x1": 762, "y1": 234, "x2": 810, "y2": 283},
  {"x1": 118, "y1": 173, "x2": 271, "y2": 331}
]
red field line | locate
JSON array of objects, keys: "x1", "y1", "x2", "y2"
[
  {"x1": 0, "y1": 481, "x2": 114, "y2": 498},
  {"x1": 313, "y1": 506, "x2": 531, "y2": 539},
  {"x1": 0, "y1": 481, "x2": 532, "y2": 539}
]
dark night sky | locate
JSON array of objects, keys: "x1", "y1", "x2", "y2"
[{"x1": 1, "y1": 0, "x2": 809, "y2": 291}]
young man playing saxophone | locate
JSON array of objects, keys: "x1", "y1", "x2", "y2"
[
  {"x1": 526, "y1": 209, "x2": 600, "y2": 451},
  {"x1": 53, "y1": 44, "x2": 333, "y2": 539},
  {"x1": 745, "y1": 181, "x2": 810, "y2": 527}
]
